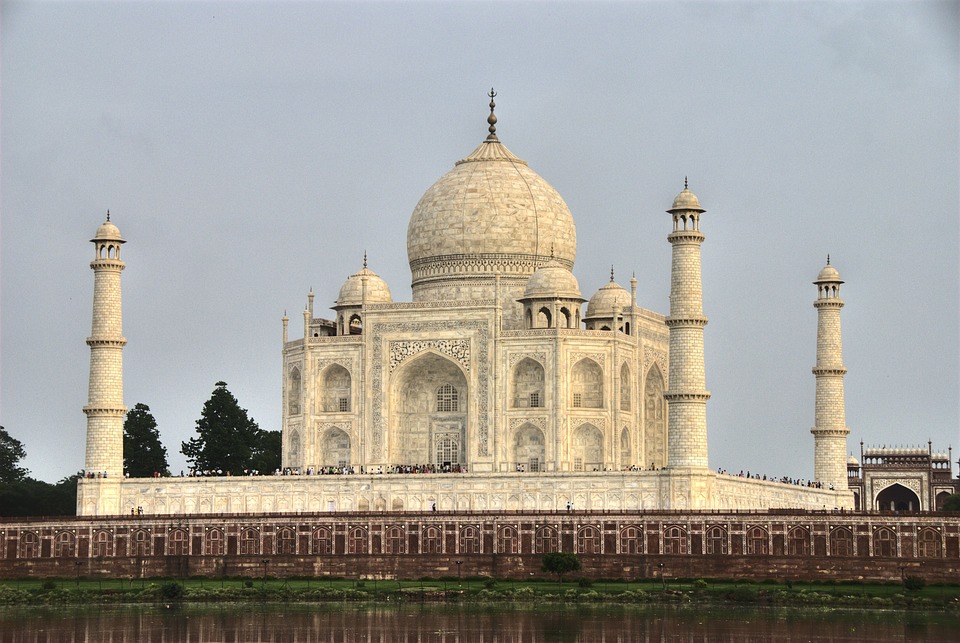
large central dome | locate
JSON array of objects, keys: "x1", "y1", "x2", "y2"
[{"x1": 406, "y1": 105, "x2": 576, "y2": 307}]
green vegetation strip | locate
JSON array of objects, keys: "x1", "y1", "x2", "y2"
[{"x1": 0, "y1": 578, "x2": 958, "y2": 610}]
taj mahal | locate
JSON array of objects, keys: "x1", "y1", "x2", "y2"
[{"x1": 77, "y1": 94, "x2": 859, "y2": 516}]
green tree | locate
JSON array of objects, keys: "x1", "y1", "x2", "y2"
[
  {"x1": 0, "y1": 472, "x2": 79, "y2": 517},
  {"x1": 0, "y1": 425, "x2": 28, "y2": 483},
  {"x1": 251, "y1": 429, "x2": 282, "y2": 474},
  {"x1": 123, "y1": 403, "x2": 170, "y2": 477},
  {"x1": 942, "y1": 494, "x2": 960, "y2": 512},
  {"x1": 541, "y1": 551, "x2": 581, "y2": 585},
  {"x1": 181, "y1": 381, "x2": 268, "y2": 474}
]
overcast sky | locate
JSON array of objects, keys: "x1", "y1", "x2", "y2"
[{"x1": 2, "y1": 1, "x2": 957, "y2": 483}]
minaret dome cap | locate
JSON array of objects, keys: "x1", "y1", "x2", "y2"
[
  {"x1": 814, "y1": 263, "x2": 843, "y2": 285},
  {"x1": 667, "y1": 180, "x2": 705, "y2": 213},
  {"x1": 91, "y1": 217, "x2": 125, "y2": 243}
]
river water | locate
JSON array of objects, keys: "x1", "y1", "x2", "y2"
[{"x1": 1, "y1": 603, "x2": 957, "y2": 642}]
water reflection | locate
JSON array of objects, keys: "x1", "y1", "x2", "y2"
[{"x1": 1, "y1": 603, "x2": 957, "y2": 642}]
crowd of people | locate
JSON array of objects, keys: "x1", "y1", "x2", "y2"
[{"x1": 718, "y1": 468, "x2": 834, "y2": 490}]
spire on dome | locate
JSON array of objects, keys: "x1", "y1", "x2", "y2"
[
  {"x1": 363, "y1": 251, "x2": 368, "y2": 270},
  {"x1": 610, "y1": 266, "x2": 615, "y2": 282},
  {"x1": 684, "y1": 176, "x2": 688, "y2": 190},
  {"x1": 827, "y1": 254, "x2": 831, "y2": 265},
  {"x1": 106, "y1": 209, "x2": 111, "y2": 222},
  {"x1": 486, "y1": 88, "x2": 498, "y2": 141}
]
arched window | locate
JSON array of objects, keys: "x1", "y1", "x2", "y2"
[
  {"x1": 320, "y1": 427, "x2": 351, "y2": 468},
  {"x1": 348, "y1": 528, "x2": 368, "y2": 554},
  {"x1": 384, "y1": 526, "x2": 404, "y2": 554},
  {"x1": 132, "y1": 530, "x2": 151, "y2": 556},
  {"x1": 514, "y1": 424, "x2": 545, "y2": 473},
  {"x1": 620, "y1": 364, "x2": 631, "y2": 411},
  {"x1": 619, "y1": 427, "x2": 631, "y2": 468},
  {"x1": 459, "y1": 526, "x2": 480, "y2": 554},
  {"x1": 511, "y1": 358, "x2": 545, "y2": 409},
  {"x1": 204, "y1": 529, "x2": 225, "y2": 556},
  {"x1": 829, "y1": 527, "x2": 853, "y2": 557},
  {"x1": 240, "y1": 529, "x2": 260, "y2": 555},
  {"x1": 535, "y1": 526, "x2": 559, "y2": 553},
  {"x1": 745, "y1": 526, "x2": 768, "y2": 555},
  {"x1": 288, "y1": 366, "x2": 301, "y2": 415},
  {"x1": 436, "y1": 384, "x2": 459, "y2": 412},
  {"x1": 498, "y1": 526, "x2": 519, "y2": 554},
  {"x1": 93, "y1": 530, "x2": 113, "y2": 557},
  {"x1": 663, "y1": 526, "x2": 688, "y2": 554},
  {"x1": 787, "y1": 527, "x2": 810, "y2": 556},
  {"x1": 168, "y1": 529, "x2": 189, "y2": 556},
  {"x1": 619, "y1": 526, "x2": 643, "y2": 554},
  {"x1": 577, "y1": 526, "x2": 600, "y2": 554},
  {"x1": 874, "y1": 528, "x2": 897, "y2": 557},
  {"x1": 918, "y1": 528, "x2": 942, "y2": 558},
  {"x1": 705, "y1": 526, "x2": 727, "y2": 555},
  {"x1": 537, "y1": 306, "x2": 552, "y2": 328},
  {"x1": 572, "y1": 424, "x2": 603, "y2": 472},
  {"x1": 644, "y1": 365, "x2": 667, "y2": 469},
  {"x1": 570, "y1": 359, "x2": 603, "y2": 408},
  {"x1": 19, "y1": 532, "x2": 39, "y2": 559},
  {"x1": 276, "y1": 527, "x2": 296, "y2": 555},
  {"x1": 422, "y1": 526, "x2": 442, "y2": 554},
  {"x1": 320, "y1": 365, "x2": 352, "y2": 413},
  {"x1": 312, "y1": 527, "x2": 333, "y2": 555},
  {"x1": 54, "y1": 532, "x2": 76, "y2": 558}
]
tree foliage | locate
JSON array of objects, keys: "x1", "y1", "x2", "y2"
[
  {"x1": 0, "y1": 472, "x2": 79, "y2": 517},
  {"x1": 0, "y1": 425, "x2": 29, "y2": 483},
  {"x1": 942, "y1": 494, "x2": 960, "y2": 512},
  {"x1": 181, "y1": 381, "x2": 272, "y2": 474},
  {"x1": 123, "y1": 403, "x2": 170, "y2": 477},
  {"x1": 541, "y1": 551, "x2": 581, "y2": 584}
]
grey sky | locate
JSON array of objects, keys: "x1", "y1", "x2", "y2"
[{"x1": 2, "y1": 1, "x2": 957, "y2": 483}]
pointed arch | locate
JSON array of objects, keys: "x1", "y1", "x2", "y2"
[
  {"x1": 288, "y1": 366, "x2": 301, "y2": 415},
  {"x1": 511, "y1": 357, "x2": 545, "y2": 409},
  {"x1": 513, "y1": 423, "x2": 546, "y2": 472},
  {"x1": 320, "y1": 427, "x2": 351, "y2": 468},
  {"x1": 572, "y1": 423, "x2": 604, "y2": 471},
  {"x1": 319, "y1": 364, "x2": 351, "y2": 413},
  {"x1": 391, "y1": 351, "x2": 468, "y2": 466},
  {"x1": 875, "y1": 483, "x2": 921, "y2": 511},
  {"x1": 643, "y1": 364, "x2": 667, "y2": 469},
  {"x1": 620, "y1": 363, "x2": 631, "y2": 411},
  {"x1": 619, "y1": 426, "x2": 631, "y2": 468},
  {"x1": 570, "y1": 358, "x2": 603, "y2": 408}
]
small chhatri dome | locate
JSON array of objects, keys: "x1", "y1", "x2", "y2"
[
  {"x1": 668, "y1": 177, "x2": 705, "y2": 213},
  {"x1": 847, "y1": 454, "x2": 860, "y2": 466},
  {"x1": 584, "y1": 274, "x2": 631, "y2": 319},
  {"x1": 334, "y1": 259, "x2": 393, "y2": 308},
  {"x1": 92, "y1": 210, "x2": 124, "y2": 243},
  {"x1": 522, "y1": 259, "x2": 583, "y2": 300}
]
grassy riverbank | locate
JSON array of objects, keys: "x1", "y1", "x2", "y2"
[{"x1": 2, "y1": 577, "x2": 959, "y2": 611}]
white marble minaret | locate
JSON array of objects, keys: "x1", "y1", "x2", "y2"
[
  {"x1": 665, "y1": 180, "x2": 711, "y2": 469},
  {"x1": 811, "y1": 257, "x2": 849, "y2": 489},
  {"x1": 83, "y1": 212, "x2": 127, "y2": 478}
]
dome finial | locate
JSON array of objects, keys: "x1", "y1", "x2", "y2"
[
  {"x1": 684, "y1": 176, "x2": 688, "y2": 190},
  {"x1": 610, "y1": 265, "x2": 615, "y2": 282},
  {"x1": 486, "y1": 88, "x2": 498, "y2": 140},
  {"x1": 363, "y1": 250, "x2": 368, "y2": 269},
  {"x1": 826, "y1": 254, "x2": 830, "y2": 265},
  {"x1": 106, "y1": 209, "x2": 110, "y2": 222}
]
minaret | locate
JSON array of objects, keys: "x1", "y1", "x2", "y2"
[
  {"x1": 83, "y1": 212, "x2": 127, "y2": 478},
  {"x1": 665, "y1": 180, "x2": 711, "y2": 469},
  {"x1": 811, "y1": 257, "x2": 849, "y2": 489}
]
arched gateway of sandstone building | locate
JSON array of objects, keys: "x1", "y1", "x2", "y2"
[{"x1": 77, "y1": 97, "x2": 856, "y2": 516}]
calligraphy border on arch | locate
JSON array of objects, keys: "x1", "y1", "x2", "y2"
[
  {"x1": 390, "y1": 339, "x2": 470, "y2": 373},
  {"x1": 371, "y1": 319, "x2": 490, "y2": 459}
]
